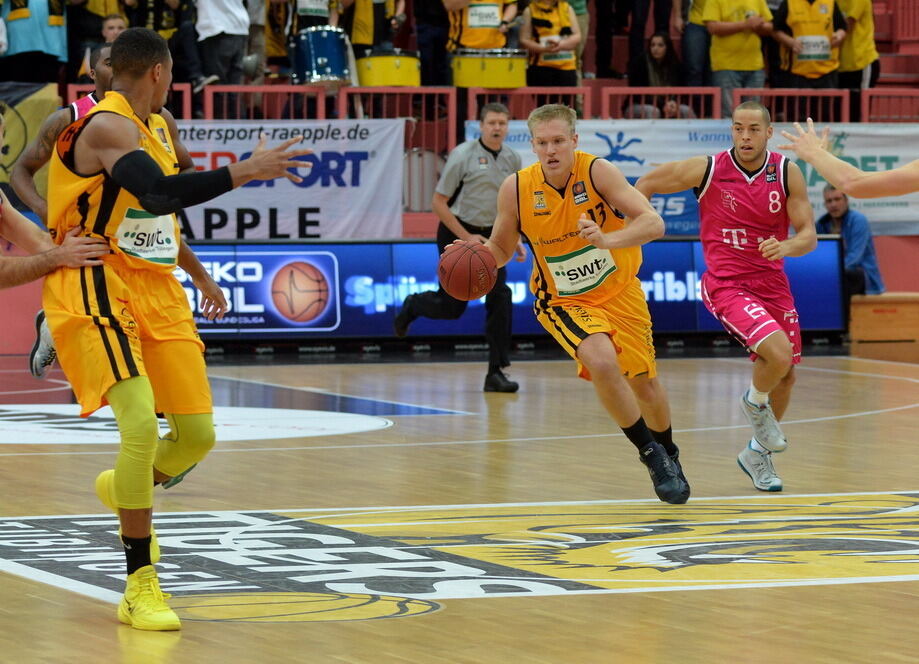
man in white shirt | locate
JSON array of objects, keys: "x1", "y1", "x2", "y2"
[{"x1": 196, "y1": 0, "x2": 250, "y2": 85}]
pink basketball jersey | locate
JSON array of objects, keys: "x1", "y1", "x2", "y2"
[
  {"x1": 69, "y1": 92, "x2": 100, "y2": 122},
  {"x1": 697, "y1": 149, "x2": 791, "y2": 279}
]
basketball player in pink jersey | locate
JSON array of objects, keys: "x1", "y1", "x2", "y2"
[
  {"x1": 12, "y1": 42, "x2": 228, "y2": 383},
  {"x1": 636, "y1": 101, "x2": 817, "y2": 492}
]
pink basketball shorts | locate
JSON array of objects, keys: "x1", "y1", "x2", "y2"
[{"x1": 700, "y1": 270, "x2": 802, "y2": 364}]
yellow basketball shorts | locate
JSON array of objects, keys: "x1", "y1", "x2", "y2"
[
  {"x1": 43, "y1": 262, "x2": 211, "y2": 417},
  {"x1": 535, "y1": 277, "x2": 657, "y2": 381}
]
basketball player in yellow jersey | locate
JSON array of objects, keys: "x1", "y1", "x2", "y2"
[
  {"x1": 482, "y1": 104, "x2": 689, "y2": 504},
  {"x1": 43, "y1": 27, "x2": 310, "y2": 631}
]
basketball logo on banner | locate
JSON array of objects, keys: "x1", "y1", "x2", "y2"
[{"x1": 271, "y1": 261, "x2": 331, "y2": 322}]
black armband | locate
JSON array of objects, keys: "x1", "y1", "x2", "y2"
[{"x1": 111, "y1": 150, "x2": 233, "y2": 215}]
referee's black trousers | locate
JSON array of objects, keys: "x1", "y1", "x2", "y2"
[{"x1": 409, "y1": 221, "x2": 512, "y2": 372}]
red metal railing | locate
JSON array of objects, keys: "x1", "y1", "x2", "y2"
[
  {"x1": 732, "y1": 88, "x2": 850, "y2": 123},
  {"x1": 202, "y1": 85, "x2": 328, "y2": 120},
  {"x1": 862, "y1": 87, "x2": 919, "y2": 122},
  {"x1": 891, "y1": 0, "x2": 919, "y2": 54},
  {"x1": 336, "y1": 86, "x2": 457, "y2": 150},
  {"x1": 67, "y1": 83, "x2": 193, "y2": 119},
  {"x1": 600, "y1": 86, "x2": 721, "y2": 119},
  {"x1": 465, "y1": 87, "x2": 593, "y2": 120}
]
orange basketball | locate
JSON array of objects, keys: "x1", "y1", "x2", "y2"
[
  {"x1": 271, "y1": 261, "x2": 330, "y2": 323},
  {"x1": 438, "y1": 240, "x2": 498, "y2": 301}
]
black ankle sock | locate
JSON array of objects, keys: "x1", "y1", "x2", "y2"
[
  {"x1": 621, "y1": 417, "x2": 656, "y2": 451},
  {"x1": 122, "y1": 535, "x2": 152, "y2": 575},
  {"x1": 650, "y1": 427, "x2": 677, "y2": 456}
]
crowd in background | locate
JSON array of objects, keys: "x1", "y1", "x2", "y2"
[{"x1": 0, "y1": 0, "x2": 887, "y2": 120}]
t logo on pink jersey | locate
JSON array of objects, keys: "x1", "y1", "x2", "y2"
[{"x1": 721, "y1": 228, "x2": 749, "y2": 250}]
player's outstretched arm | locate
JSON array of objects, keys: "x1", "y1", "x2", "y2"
[
  {"x1": 0, "y1": 226, "x2": 108, "y2": 289},
  {"x1": 582, "y1": 159, "x2": 664, "y2": 250},
  {"x1": 759, "y1": 161, "x2": 817, "y2": 261},
  {"x1": 634, "y1": 155, "x2": 709, "y2": 199},
  {"x1": 10, "y1": 108, "x2": 72, "y2": 224},
  {"x1": 0, "y1": 193, "x2": 55, "y2": 254},
  {"x1": 483, "y1": 174, "x2": 521, "y2": 267},
  {"x1": 83, "y1": 114, "x2": 312, "y2": 216},
  {"x1": 780, "y1": 118, "x2": 919, "y2": 198}
]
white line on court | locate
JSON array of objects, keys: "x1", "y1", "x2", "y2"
[{"x1": 0, "y1": 359, "x2": 916, "y2": 456}]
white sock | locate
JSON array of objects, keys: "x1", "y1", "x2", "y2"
[
  {"x1": 746, "y1": 383, "x2": 770, "y2": 406},
  {"x1": 750, "y1": 438, "x2": 769, "y2": 454}
]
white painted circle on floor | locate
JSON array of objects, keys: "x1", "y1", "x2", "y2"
[{"x1": 0, "y1": 405, "x2": 392, "y2": 445}]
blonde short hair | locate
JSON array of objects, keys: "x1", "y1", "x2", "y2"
[{"x1": 526, "y1": 104, "x2": 577, "y2": 135}]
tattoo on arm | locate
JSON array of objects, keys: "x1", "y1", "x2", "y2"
[{"x1": 33, "y1": 112, "x2": 71, "y2": 165}]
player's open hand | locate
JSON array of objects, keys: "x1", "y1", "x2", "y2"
[
  {"x1": 53, "y1": 226, "x2": 109, "y2": 268},
  {"x1": 514, "y1": 239, "x2": 527, "y2": 262},
  {"x1": 578, "y1": 213, "x2": 611, "y2": 249},
  {"x1": 193, "y1": 272, "x2": 228, "y2": 321},
  {"x1": 778, "y1": 118, "x2": 830, "y2": 161},
  {"x1": 245, "y1": 134, "x2": 313, "y2": 183},
  {"x1": 759, "y1": 236, "x2": 788, "y2": 261}
]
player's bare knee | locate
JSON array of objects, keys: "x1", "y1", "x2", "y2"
[
  {"x1": 779, "y1": 367, "x2": 796, "y2": 389},
  {"x1": 628, "y1": 377, "x2": 657, "y2": 404}
]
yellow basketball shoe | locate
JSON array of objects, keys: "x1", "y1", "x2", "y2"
[
  {"x1": 118, "y1": 565, "x2": 181, "y2": 631},
  {"x1": 95, "y1": 470, "x2": 160, "y2": 564}
]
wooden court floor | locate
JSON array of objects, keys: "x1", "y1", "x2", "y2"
[{"x1": 0, "y1": 353, "x2": 918, "y2": 663}]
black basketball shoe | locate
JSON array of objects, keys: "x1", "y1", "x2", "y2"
[{"x1": 638, "y1": 441, "x2": 689, "y2": 504}]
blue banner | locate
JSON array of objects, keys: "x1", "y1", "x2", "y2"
[{"x1": 182, "y1": 239, "x2": 844, "y2": 339}]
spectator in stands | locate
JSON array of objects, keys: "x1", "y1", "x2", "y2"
[
  {"x1": 123, "y1": 0, "x2": 178, "y2": 43},
  {"x1": 340, "y1": 0, "x2": 405, "y2": 58},
  {"x1": 672, "y1": 0, "x2": 711, "y2": 88},
  {"x1": 196, "y1": 0, "x2": 249, "y2": 85},
  {"x1": 772, "y1": 0, "x2": 846, "y2": 91},
  {"x1": 101, "y1": 13, "x2": 127, "y2": 41},
  {"x1": 703, "y1": 0, "x2": 772, "y2": 117},
  {"x1": 625, "y1": 32, "x2": 693, "y2": 118},
  {"x1": 130, "y1": 0, "x2": 216, "y2": 96},
  {"x1": 0, "y1": 0, "x2": 67, "y2": 82},
  {"x1": 627, "y1": 0, "x2": 672, "y2": 68},
  {"x1": 66, "y1": 0, "x2": 120, "y2": 81},
  {"x1": 519, "y1": 0, "x2": 581, "y2": 87},
  {"x1": 837, "y1": 0, "x2": 878, "y2": 122},
  {"x1": 413, "y1": 0, "x2": 450, "y2": 85},
  {"x1": 246, "y1": 0, "x2": 265, "y2": 86},
  {"x1": 817, "y1": 184, "x2": 885, "y2": 298},
  {"x1": 594, "y1": 0, "x2": 625, "y2": 79},
  {"x1": 764, "y1": 0, "x2": 786, "y2": 86},
  {"x1": 569, "y1": 0, "x2": 588, "y2": 81},
  {"x1": 445, "y1": 0, "x2": 517, "y2": 53}
]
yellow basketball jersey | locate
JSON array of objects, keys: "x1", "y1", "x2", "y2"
[
  {"x1": 517, "y1": 151, "x2": 642, "y2": 306},
  {"x1": 527, "y1": 0, "x2": 576, "y2": 70},
  {"x1": 448, "y1": 0, "x2": 513, "y2": 50},
  {"x1": 48, "y1": 91, "x2": 182, "y2": 275},
  {"x1": 785, "y1": 0, "x2": 840, "y2": 78}
]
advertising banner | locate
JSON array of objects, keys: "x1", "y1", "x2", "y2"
[
  {"x1": 466, "y1": 119, "x2": 919, "y2": 234},
  {"x1": 175, "y1": 119, "x2": 404, "y2": 240},
  {"x1": 182, "y1": 238, "x2": 844, "y2": 339}
]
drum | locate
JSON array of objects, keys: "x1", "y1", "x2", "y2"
[
  {"x1": 356, "y1": 49, "x2": 421, "y2": 87},
  {"x1": 451, "y1": 49, "x2": 527, "y2": 89},
  {"x1": 292, "y1": 26, "x2": 350, "y2": 86}
]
